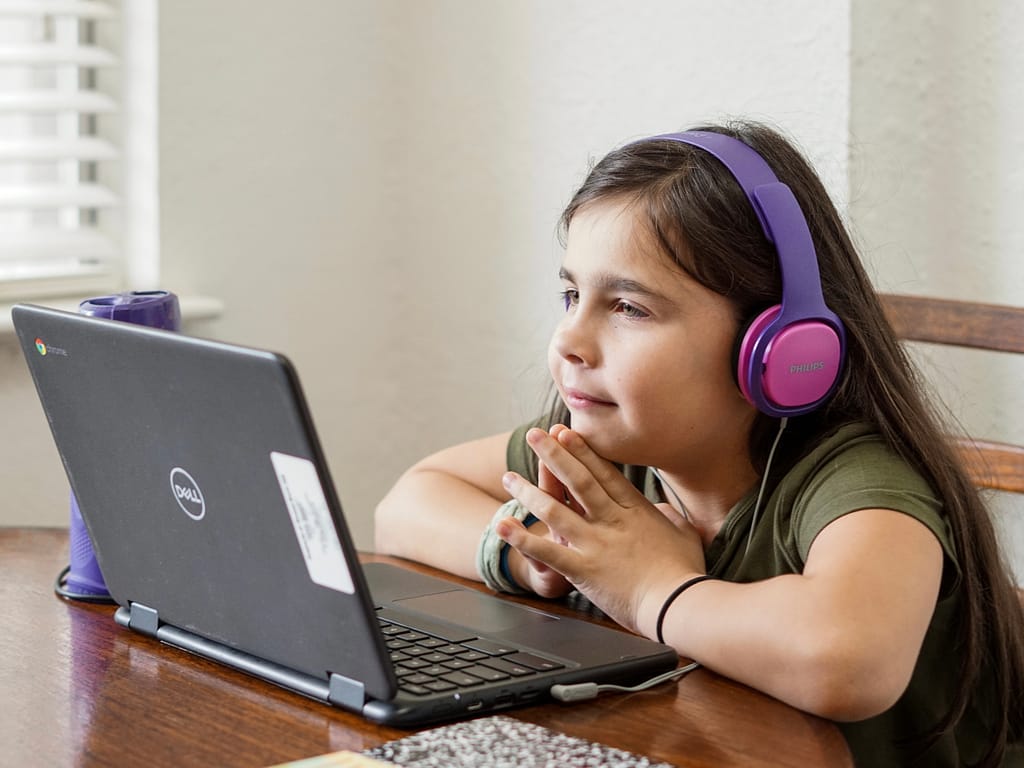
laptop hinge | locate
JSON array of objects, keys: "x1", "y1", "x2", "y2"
[
  {"x1": 327, "y1": 672, "x2": 365, "y2": 710},
  {"x1": 127, "y1": 602, "x2": 160, "y2": 638}
]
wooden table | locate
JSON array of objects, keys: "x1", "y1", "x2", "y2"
[{"x1": 1, "y1": 528, "x2": 852, "y2": 767}]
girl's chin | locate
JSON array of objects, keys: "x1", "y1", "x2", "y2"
[{"x1": 569, "y1": 427, "x2": 636, "y2": 465}]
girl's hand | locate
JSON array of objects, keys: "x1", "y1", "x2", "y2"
[{"x1": 496, "y1": 427, "x2": 706, "y2": 636}]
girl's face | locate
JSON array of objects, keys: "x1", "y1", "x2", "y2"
[{"x1": 548, "y1": 198, "x2": 758, "y2": 480}]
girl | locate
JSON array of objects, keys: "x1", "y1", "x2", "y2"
[{"x1": 375, "y1": 121, "x2": 1024, "y2": 766}]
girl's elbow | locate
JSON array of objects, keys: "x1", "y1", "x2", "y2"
[
  {"x1": 373, "y1": 503, "x2": 392, "y2": 554},
  {"x1": 797, "y1": 637, "x2": 912, "y2": 722},
  {"x1": 806, "y1": 677, "x2": 904, "y2": 723},
  {"x1": 373, "y1": 491, "x2": 406, "y2": 555}
]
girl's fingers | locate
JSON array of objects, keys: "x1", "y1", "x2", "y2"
[
  {"x1": 538, "y1": 459, "x2": 582, "y2": 522},
  {"x1": 538, "y1": 457, "x2": 567, "y2": 502},
  {"x1": 495, "y1": 514, "x2": 576, "y2": 579},
  {"x1": 548, "y1": 423, "x2": 570, "y2": 440},
  {"x1": 502, "y1": 471, "x2": 588, "y2": 543},
  {"x1": 540, "y1": 424, "x2": 582, "y2": 509},
  {"x1": 525, "y1": 427, "x2": 642, "y2": 513}
]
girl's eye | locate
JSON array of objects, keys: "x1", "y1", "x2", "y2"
[
  {"x1": 617, "y1": 301, "x2": 648, "y2": 319},
  {"x1": 559, "y1": 289, "x2": 579, "y2": 311}
]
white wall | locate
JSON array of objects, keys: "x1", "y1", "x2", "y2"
[
  {"x1": 850, "y1": 0, "x2": 1024, "y2": 576},
  {"x1": 2, "y1": 1, "x2": 1017, "y2": 577}
]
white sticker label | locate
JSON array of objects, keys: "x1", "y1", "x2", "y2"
[{"x1": 271, "y1": 451, "x2": 354, "y2": 594}]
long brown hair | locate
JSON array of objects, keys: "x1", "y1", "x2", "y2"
[{"x1": 556, "y1": 120, "x2": 1024, "y2": 765}]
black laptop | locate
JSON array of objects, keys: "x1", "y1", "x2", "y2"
[{"x1": 13, "y1": 304, "x2": 678, "y2": 726}]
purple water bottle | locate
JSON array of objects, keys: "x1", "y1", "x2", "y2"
[{"x1": 59, "y1": 291, "x2": 181, "y2": 601}]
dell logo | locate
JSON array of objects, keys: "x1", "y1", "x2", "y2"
[
  {"x1": 789, "y1": 361, "x2": 826, "y2": 374},
  {"x1": 169, "y1": 467, "x2": 206, "y2": 520},
  {"x1": 175, "y1": 485, "x2": 202, "y2": 504}
]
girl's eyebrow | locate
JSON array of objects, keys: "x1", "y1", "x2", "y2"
[{"x1": 558, "y1": 266, "x2": 667, "y2": 302}]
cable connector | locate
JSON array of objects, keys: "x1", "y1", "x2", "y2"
[
  {"x1": 549, "y1": 661, "x2": 700, "y2": 703},
  {"x1": 550, "y1": 682, "x2": 600, "y2": 702}
]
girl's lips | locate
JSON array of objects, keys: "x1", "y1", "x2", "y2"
[{"x1": 563, "y1": 387, "x2": 616, "y2": 408}]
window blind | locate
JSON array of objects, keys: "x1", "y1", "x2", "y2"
[{"x1": 0, "y1": 0, "x2": 124, "y2": 301}]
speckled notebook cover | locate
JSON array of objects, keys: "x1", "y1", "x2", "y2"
[{"x1": 363, "y1": 715, "x2": 676, "y2": 768}]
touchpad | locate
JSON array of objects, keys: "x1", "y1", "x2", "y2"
[{"x1": 394, "y1": 590, "x2": 558, "y2": 634}]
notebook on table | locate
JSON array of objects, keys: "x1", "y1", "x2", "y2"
[{"x1": 13, "y1": 304, "x2": 678, "y2": 726}]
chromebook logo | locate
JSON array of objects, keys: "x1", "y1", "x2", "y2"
[{"x1": 34, "y1": 337, "x2": 67, "y2": 357}]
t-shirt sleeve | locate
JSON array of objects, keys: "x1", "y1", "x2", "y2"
[{"x1": 790, "y1": 434, "x2": 957, "y2": 578}]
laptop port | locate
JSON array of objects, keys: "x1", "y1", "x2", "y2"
[
  {"x1": 494, "y1": 694, "x2": 514, "y2": 707},
  {"x1": 466, "y1": 700, "x2": 484, "y2": 711}
]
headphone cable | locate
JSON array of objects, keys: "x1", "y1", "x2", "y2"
[{"x1": 745, "y1": 417, "x2": 788, "y2": 555}]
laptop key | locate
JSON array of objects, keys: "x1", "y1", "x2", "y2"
[
  {"x1": 397, "y1": 631, "x2": 428, "y2": 642},
  {"x1": 441, "y1": 658, "x2": 474, "y2": 670},
  {"x1": 420, "y1": 665, "x2": 450, "y2": 677},
  {"x1": 403, "y1": 673, "x2": 435, "y2": 686},
  {"x1": 417, "y1": 652, "x2": 451, "y2": 665},
  {"x1": 417, "y1": 637, "x2": 447, "y2": 649},
  {"x1": 463, "y1": 639, "x2": 517, "y2": 656},
  {"x1": 479, "y1": 657, "x2": 534, "y2": 677},
  {"x1": 440, "y1": 671, "x2": 486, "y2": 687},
  {"x1": 504, "y1": 651, "x2": 564, "y2": 671},
  {"x1": 403, "y1": 646, "x2": 434, "y2": 657},
  {"x1": 462, "y1": 665, "x2": 510, "y2": 682},
  {"x1": 397, "y1": 658, "x2": 431, "y2": 670}
]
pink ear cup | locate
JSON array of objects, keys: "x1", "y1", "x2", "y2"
[{"x1": 737, "y1": 305, "x2": 843, "y2": 412}]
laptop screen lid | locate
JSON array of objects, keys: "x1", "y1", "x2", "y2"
[{"x1": 13, "y1": 304, "x2": 396, "y2": 701}]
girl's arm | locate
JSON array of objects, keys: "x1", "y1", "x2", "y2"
[
  {"x1": 653, "y1": 508, "x2": 942, "y2": 722},
  {"x1": 497, "y1": 426, "x2": 944, "y2": 721},
  {"x1": 374, "y1": 432, "x2": 512, "y2": 580}
]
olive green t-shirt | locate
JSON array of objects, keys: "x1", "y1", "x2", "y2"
[{"x1": 507, "y1": 420, "x2": 1019, "y2": 767}]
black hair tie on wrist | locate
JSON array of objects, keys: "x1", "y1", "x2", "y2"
[{"x1": 656, "y1": 575, "x2": 714, "y2": 644}]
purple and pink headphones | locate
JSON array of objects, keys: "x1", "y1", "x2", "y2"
[{"x1": 649, "y1": 130, "x2": 846, "y2": 418}]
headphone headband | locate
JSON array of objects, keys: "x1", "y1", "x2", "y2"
[{"x1": 649, "y1": 131, "x2": 829, "y2": 318}]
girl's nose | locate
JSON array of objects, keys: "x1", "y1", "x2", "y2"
[{"x1": 550, "y1": 312, "x2": 596, "y2": 367}]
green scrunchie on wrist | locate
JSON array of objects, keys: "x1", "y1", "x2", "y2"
[{"x1": 475, "y1": 499, "x2": 537, "y2": 593}]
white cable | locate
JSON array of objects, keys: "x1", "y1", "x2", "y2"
[
  {"x1": 745, "y1": 416, "x2": 789, "y2": 555},
  {"x1": 550, "y1": 661, "x2": 700, "y2": 702},
  {"x1": 651, "y1": 467, "x2": 691, "y2": 522}
]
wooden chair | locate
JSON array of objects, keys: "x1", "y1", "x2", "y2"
[{"x1": 879, "y1": 293, "x2": 1024, "y2": 601}]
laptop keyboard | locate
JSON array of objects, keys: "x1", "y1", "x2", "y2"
[{"x1": 378, "y1": 616, "x2": 564, "y2": 697}]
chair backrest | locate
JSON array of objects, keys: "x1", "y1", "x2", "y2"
[
  {"x1": 879, "y1": 293, "x2": 1024, "y2": 495},
  {"x1": 880, "y1": 293, "x2": 1024, "y2": 602}
]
